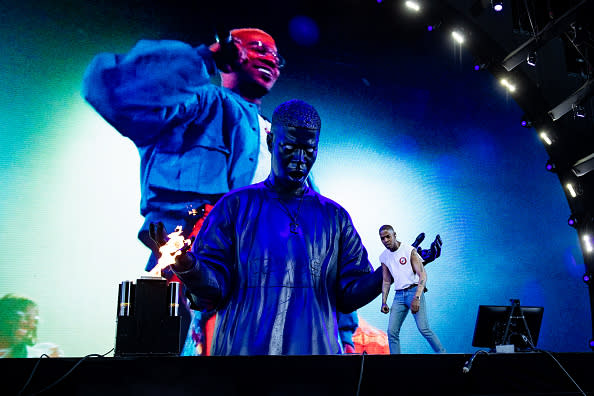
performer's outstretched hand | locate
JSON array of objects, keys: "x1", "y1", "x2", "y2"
[
  {"x1": 148, "y1": 222, "x2": 194, "y2": 275},
  {"x1": 411, "y1": 233, "x2": 442, "y2": 265},
  {"x1": 149, "y1": 221, "x2": 169, "y2": 249},
  {"x1": 173, "y1": 247, "x2": 195, "y2": 271}
]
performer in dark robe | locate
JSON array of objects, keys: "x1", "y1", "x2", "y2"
[{"x1": 155, "y1": 99, "x2": 383, "y2": 355}]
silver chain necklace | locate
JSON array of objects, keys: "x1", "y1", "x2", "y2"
[
  {"x1": 278, "y1": 194, "x2": 305, "y2": 234},
  {"x1": 265, "y1": 180, "x2": 307, "y2": 234}
]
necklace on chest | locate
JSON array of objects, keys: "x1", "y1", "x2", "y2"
[
  {"x1": 265, "y1": 181, "x2": 307, "y2": 235},
  {"x1": 276, "y1": 194, "x2": 306, "y2": 234}
]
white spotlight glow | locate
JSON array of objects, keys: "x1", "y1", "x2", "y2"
[
  {"x1": 499, "y1": 78, "x2": 516, "y2": 93},
  {"x1": 493, "y1": 2, "x2": 503, "y2": 12},
  {"x1": 583, "y1": 235, "x2": 593, "y2": 253},
  {"x1": 451, "y1": 31, "x2": 464, "y2": 44},
  {"x1": 405, "y1": 1, "x2": 421, "y2": 12},
  {"x1": 566, "y1": 183, "x2": 577, "y2": 198},
  {"x1": 539, "y1": 132, "x2": 552, "y2": 145}
]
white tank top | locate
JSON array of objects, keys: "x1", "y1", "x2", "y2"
[
  {"x1": 250, "y1": 115, "x2": 272, "y2": 184},
  {"x1": 379, "y1": 243, "x2": 419, "y2": 291}
]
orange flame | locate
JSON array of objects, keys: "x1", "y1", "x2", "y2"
[{"x1": 147, "y1": 226, "x2": 192, "y2": 277}]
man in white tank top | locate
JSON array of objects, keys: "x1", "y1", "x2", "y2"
[{"x1": 379, "y1": 225, "x2": 445, "y2": 354}]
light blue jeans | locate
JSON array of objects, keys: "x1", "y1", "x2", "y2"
[{"x1": 387, "y1": 285, "x2": 446, "y2": 354}]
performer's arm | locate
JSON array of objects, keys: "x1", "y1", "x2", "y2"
[
  {"x1": 81, "y1": 40, "x2": 217, "y2": 145},
  {"x1": 336, "y1": 211, "x2": 383, "y2": 313},
  {"x1": 381, "y1": 263, "x2": 392, "y2": 314},
  {"x1": 410, "y1": 249, "x2": 426, "y2": 314},
  {"x1": 169, "y1": 196, "x2": 235, "y2": 312}
]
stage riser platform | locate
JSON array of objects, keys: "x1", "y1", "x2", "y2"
[{"x1": 6, "y1": 352, "x2": 593, "y2": 395}]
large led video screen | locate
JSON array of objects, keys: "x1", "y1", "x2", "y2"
[{"x1": 0, "y1": 1, "x2": 590, "y2": 357}]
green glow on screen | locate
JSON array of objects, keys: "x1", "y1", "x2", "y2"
[{"x1": 0, "y1": 3, "x2": 157, "y2": 357}]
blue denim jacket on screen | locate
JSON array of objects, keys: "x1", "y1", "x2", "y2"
[{"x1": 82, "y1": 40, "x2": 261, "y2": 264}]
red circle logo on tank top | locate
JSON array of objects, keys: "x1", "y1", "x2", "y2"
[{"x1": 399, "y1": 257, "x2": 407, "y2": 265}]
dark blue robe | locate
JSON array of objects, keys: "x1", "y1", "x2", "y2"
[{"x1": 172, "y1": 181, "x2": 382, "y2": 355}]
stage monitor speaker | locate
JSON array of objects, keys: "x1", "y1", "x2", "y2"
[{"x1": 115, "y1": 277, "x2": 181, "y2": 356}]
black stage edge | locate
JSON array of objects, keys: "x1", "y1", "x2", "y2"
[{"x1": 5, "y1": 352, "x2": 594, "y2": 396}]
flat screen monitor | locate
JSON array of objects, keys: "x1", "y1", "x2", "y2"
[{"x1": 471, "y1": 304, "x2": 544, "y2": 350}]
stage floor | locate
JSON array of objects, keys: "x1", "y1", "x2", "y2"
[{"x1": 5, "y1": 352, "x2": 594, "y2": 395}]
